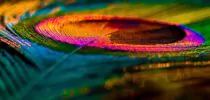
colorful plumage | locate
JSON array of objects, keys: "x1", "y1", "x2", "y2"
[{"x1": 1, "y1": 0, "x2": 210, "y2": 100}]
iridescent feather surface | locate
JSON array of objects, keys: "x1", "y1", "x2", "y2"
[{"x1": 0, "y1": 0, "x2": 210, "y2": 100}]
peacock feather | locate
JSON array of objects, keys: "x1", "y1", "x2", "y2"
[{"x1": 0, "y1": 0, "x2": 210, "y2": 100}]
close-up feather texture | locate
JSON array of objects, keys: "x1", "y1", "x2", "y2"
[{"x1": 1, "y1": 0, "x2": 210, "y2": 100}]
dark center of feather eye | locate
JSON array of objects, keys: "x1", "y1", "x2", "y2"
[{"x1": 110, "y1": 25, "x2": 186, "y2": 45}]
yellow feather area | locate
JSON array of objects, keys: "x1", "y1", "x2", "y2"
[
  {"x1": 60, "y1": 22, "x2": 117, "y2": 37},
  {"x1": 152, "y1": 7, "x2": 210, "y2": 24},
  {"x1": 0, "y1": 0, "x2": 53, "y2": 23},
  {"x1": 72, "y1": 3, "x2": 210, "y2": 24}
]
